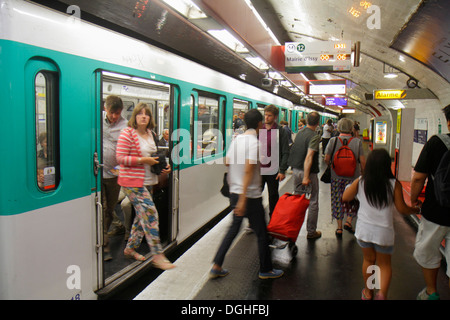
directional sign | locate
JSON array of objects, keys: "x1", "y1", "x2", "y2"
[{"x1": 285, "y1": 40, "x2": 352, "y2": 73}]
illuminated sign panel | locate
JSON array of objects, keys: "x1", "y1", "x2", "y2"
[
  {"x1": 325, "y1": 97, "x2": 348, "y2": 106},
  {"x1": 285, "y1": 40, "x2": 352, "y2": 73},
  {"x1": 309, "y1": 80, "x2": 347, "y2": 95},
  {"x1": 374, "y1": 90, "x2": 406, "y2": 100}
]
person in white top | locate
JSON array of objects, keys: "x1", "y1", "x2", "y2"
[
  {"x1": 321, "y1": 119, "x2": 333, "y2": 154},
  {"x1": 210, "y1": 109, "x2": 284, "y2": 280},
  {"x1": 343, "y1": 149, "x2": 420, "y2": 300}
]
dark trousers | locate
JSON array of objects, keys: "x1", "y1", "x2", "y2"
[
  {"x1": 213, "y1": 193, "x2": 273, "y2": 273},
  {"x1": 261, "y1": 173, "x2": 279, "y2": 216},
  {"x1": 322, "y1": 138, "x2": 330, "y2": 154}
]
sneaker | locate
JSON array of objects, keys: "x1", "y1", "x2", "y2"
[
  {"x1": 209, "y1": 268, "x2": 229, "y2": 279},
  {"x1": 307, "y1": 230, "x2": 322, "y2": 240},
  {"x1": 417, "y1": 287, "x2": 440, "y2": 300},
  {"x1": 258, "y1": 269, "x2": 284, "y2": 279}
]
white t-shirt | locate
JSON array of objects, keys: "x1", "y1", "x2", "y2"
[
  {"x1": 322, "y1": 124, "x2": 333, "y2": 139},
  {"x1": 355, "y1": 178, "x2": 396, "y2": 246},
  {"x1": 137, "y1": 133, "x2": 159, "y2": 186},
  {"x1": 226, "y1": 129, "x2": 262, "y2": 198}
]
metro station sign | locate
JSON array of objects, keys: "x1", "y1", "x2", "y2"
[{"x1": 285, "y1": 40, "x2": 352, "y2": 73}]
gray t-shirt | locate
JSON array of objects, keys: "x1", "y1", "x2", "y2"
[{"x1": 325, "y1": 135, "x2": 363, "y2": 180}]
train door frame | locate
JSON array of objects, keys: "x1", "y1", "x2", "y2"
[{"x1": 95, "y1": 70, "x2": 178, "y2": 295}]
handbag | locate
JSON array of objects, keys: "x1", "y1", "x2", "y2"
[
  {"x1": 320, "y1": 166, "x2": 331, "y2": 183},
  {"x1": 150, "y1": 151, "x2": 167, "y2": 175},
  {"x1": 320, "y1": 138, "x2": 338, "y2": 184},
  {"x1": 220, "y1": 172, "x2": 230, "y2": 197}
]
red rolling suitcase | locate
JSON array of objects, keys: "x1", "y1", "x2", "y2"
[{"x1": 267, "y1": 186, "x2": 311, "y2": 259}]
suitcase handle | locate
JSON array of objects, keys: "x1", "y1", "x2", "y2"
[{"x1": 294, "y1": 184, "x2": 312, "y2": 199}]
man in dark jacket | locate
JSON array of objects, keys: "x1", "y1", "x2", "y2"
[{"x1": 260, "y1": 105, "x2": 290, "y2": 217}]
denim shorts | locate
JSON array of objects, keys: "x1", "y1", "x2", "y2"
[{"x1": 357, "y1": 239, "x2": 394, "y2": 255}]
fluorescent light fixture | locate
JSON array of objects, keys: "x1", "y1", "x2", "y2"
[
  {"x1": 103, "y1": 71, "x2": 131, "y2": 79},
  {"x1": 162, "y1": 0, "x2": 207, "y2": 19},
  {"x1": 207, "y1": 29, "x2": 249, "y2": 53},
  {"x1": 243, "y1": 0, "x2": 281, "y2": 45},
  {"x1": 245, "y1": 56, "x2": 269, "y2": 70},
  {"x1": 131, "y1": 77, "x2": 170, "y2": 87},
  {"x1": 384, "y1": 73, "x2": 398, "y2": 78},
  {"x1": 268, "y1": 71, "x2": 284, "y2": 80},
  {"x1": 342, "y1": 109, "x2": 355, "y2": 113}
]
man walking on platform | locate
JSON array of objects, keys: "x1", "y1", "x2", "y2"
[
  {"x1": 288, "y1": 112, "x2": 322, "y2": 240},
  {"x1": 210, "y1": 109, "x2": 284, "y2": 280},
  {"x1": 411, "y1": 104, "x2": 450, "y2": 300}
]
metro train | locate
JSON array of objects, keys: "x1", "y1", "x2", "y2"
[{"x1": 0, "y1": 1, "x2": 339, "y2": 299}]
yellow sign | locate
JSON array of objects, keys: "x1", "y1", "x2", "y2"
[
  {"x1": 374, "y1": 90, "x2": 407, "y2": 100},
  {"x1": 397, "y1": 109, "x2": 401, "y2": 133}
]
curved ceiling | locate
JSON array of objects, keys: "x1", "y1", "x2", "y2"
[{"x1": 31, "y1": 0, "x2": 450, "y2": 116}]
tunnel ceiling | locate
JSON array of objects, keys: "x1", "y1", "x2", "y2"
[{"x1": 31, "y1": 0, "x2": 450, "y2": 116}]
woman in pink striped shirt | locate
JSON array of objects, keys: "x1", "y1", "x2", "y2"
[{"x1": 116, "y1": 102, "x2": 174, "y2": 270}]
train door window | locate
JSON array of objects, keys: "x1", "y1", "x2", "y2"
[
  {"x1": 232, "y1": 99, "x2": 249, "y2": 132},
  {"x1": 195, "y1": 91, "x2": 221, "y2": 159},
  {"x1": 35, "y1": 71, "x2": 60, "y2": 191},
  {"x1": 280, "y1": 108, "x2": 287, "y2": 122},
  {"x1": 256, "y1": 103, "x2": 266, "y2": 117}
]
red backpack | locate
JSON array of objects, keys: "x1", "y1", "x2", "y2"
[{"x1": 332, "y1": 137, "x2": 356, "y2": 177}]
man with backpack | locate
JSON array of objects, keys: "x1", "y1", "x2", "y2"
[{"x1": 411, "y1": 104, "x2": 450, "y2": 300}]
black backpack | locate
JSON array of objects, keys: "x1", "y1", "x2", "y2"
[{"x1": 432, "y1": 134, "x2": 450, "y2": 208}]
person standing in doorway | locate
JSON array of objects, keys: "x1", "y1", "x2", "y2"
[{"x1": 102, "y1": 95, "x2": 127, "y2": 261}]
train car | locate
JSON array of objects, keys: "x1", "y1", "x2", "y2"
[{"x1": 0, "y1": 0, "x2": 305, "y2": 299}]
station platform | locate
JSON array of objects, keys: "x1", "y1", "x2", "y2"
[{"x1": 134, "y1": 164, "x2": 450, "y2": 302}]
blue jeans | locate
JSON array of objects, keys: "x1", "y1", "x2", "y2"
[{"x1": 213, "y1": 193, "x2": 273, "y2": 273}]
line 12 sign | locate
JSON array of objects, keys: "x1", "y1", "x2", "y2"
[{"x1": 285, "y1": 40, "x2": 352, "y2": 73}]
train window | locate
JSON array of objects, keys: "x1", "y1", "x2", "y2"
[
  {"x1": 196, "y1": 92, "x2": 221, "y2": 158},
  {"x1": 232, "y1": 99, "x2": 249, "y2": 132},
  {"x1": 35, "y1": 71, "x2": 60, "y2": 191}
]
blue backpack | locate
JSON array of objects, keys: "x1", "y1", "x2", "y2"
[{"x1": 432, "y1": 134, "x2": 450, "y2": 208}]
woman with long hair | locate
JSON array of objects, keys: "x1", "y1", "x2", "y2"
[
  {"x1": 343, "y1": 149, "x2": 420, "y2": 299},
  {"x1": 116, "y1": 102, "x2": 174, "y2": 270}
]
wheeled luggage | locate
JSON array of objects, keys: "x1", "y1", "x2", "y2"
[{"x1": 267, "y1": 185, "x2": 311, "y2": 260}]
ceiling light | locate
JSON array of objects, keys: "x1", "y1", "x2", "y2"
[
  {"x1": 245, "y1": 56, "x2": 269, "y2": 70},
  {"x1": 384, "y1": 73, "x2": 398, "y2": 78},
  {"x1": 243, "y1": 0, "x2": 281, "y2": 45},
  {"x1": 162, "y1": 0, "x2": 207, "y2": 19},
  {"x1": 342, "y1": 109, "x2": 355, "y2": 113},
  {"x1": 207, "y1": 29, "x2": 249, "y2": 53}
]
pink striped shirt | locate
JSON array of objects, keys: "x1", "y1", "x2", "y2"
[{"x1": 116, "y1": 127, "x2": 150, "y2": 187}]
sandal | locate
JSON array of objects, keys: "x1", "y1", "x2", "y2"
[
  {"x1": 335, "y1": 228, "x2": 343, "y2": 237},
  {"x1": 152, "y1": 255, "x2": 175, "y2": 270},
  {"x1": 124, "y1": 248, "x2": 146, "y2": 261},
  {"x1": 344, "y1": 222, "x2": 355, "y2": 234},
  {"x1": 361, "y1": 288, "x2": 373, "y2": 300}
]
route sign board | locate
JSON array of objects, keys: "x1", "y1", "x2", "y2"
[{"x1": 285, "y1": 40, "x2": 352, "y2": 73}]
